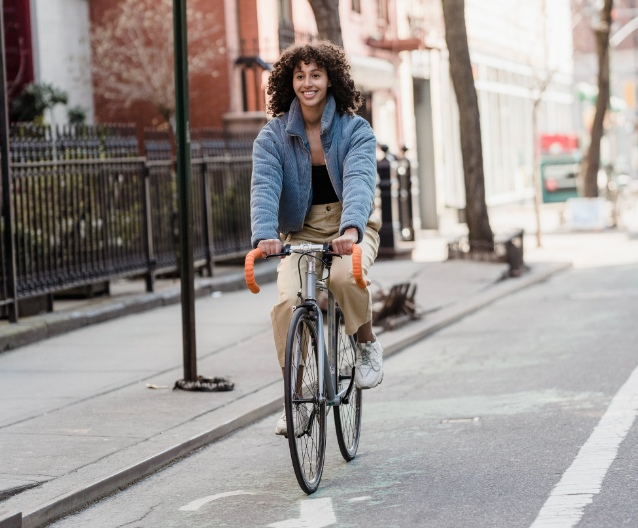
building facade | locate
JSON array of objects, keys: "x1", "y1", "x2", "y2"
[
  {"x1": 572, "y1": 0, "x2": 637, "y2": 179},
  {"x1": 4, "y1": 0, "x2": 94, "y2": 125},
  {"x1": 397, "y1": 0, "x2": 574, "y2": 229},
  {"x1": 6, "y1": 0, "x2": 576, "y2": 231}
]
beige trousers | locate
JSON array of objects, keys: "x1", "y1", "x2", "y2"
[{"x1": 270, "y1": 202, "x2": 381, "y2": 367}]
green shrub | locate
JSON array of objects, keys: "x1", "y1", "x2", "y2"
[{"x1": 10, "y1": 83, "x2": 69, "y2": 124}]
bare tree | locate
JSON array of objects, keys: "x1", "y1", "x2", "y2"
[
  {"x1": 91, "y1": 0, "x2": 223, "y2": 127},
  {"x1": 529, "y1": 0, "x2": 559, "y2": 249},
  {"x1": 582, "y1": 0, "x2": 613, "y2": 197},
  {"x1": 307, "y1": 0, "x2": 344, "y2": 46},
  {"x1": 441, "y1": 0, "x2": 494, "y2": 252},
  {"x1": 530, "y1": 73, "x2": 555, "y2": 248},
  {"x1": 528, "y1": 0, "x2": 584, "y2": 247}
]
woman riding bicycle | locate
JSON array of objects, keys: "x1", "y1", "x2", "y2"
[{"x1": 250, "y1": 41, "x2": 384, "y2": 435}]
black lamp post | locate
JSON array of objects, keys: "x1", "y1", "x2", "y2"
[{"x1": 172, "y1": 0, "x2": 232, "y2": 392}]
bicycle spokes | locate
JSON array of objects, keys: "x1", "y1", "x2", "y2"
[
  {"x1": 333, "y1": 307, "x2": 362, "y2": 461},
  {"x1": 285, "y1": 308, "x2": 326, "y2": 494}
]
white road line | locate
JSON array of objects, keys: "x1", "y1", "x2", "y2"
[
  {"x1": 530, "y1": 364, "x2": 638, "y2": 527},
  {"x1": 267, "y1": 498, "x2": 336, "y2": 528},
  {"x1": 179, "y1": 490, "x2": 255, "y2": 511}
]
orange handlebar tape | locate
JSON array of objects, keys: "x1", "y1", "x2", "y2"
[
  {"x1": 245, "y1": 248, "x2": 263, "y2": 294},
  {"x1": 351, "y1": 244, "x2": 366, "y2": 289}
]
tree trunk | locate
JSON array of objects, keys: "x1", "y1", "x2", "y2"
[
  {"x1": 442, "y1": 0, "x2": 493, "y2": 252},
  {"x1": 583, "y1": 0, "x2": 613, "y2": 198},
  {"x1": 307, "y1": 0, "x2": 344, "y2": 47}
]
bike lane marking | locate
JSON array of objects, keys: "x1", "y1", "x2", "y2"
[
  {"x1": 530, "y1": 363, "x2": 638, "y2": 527},
  {"x1": 178, "y1": 490, "x2": 256, "y2": 511},
  {"x1": 267, "y1": 497, "x2": 336, "y2": 528}
]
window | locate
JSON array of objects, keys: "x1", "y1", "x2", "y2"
[
  {"x1": 278, "y1": 0, "x2": 292, "y2": 22},
  {"x1": 278, "y1": 0, "x2": 294, "y2": 52},
  {"x1": 352, "y1": 0, "x2": 361, "y2": 14}
]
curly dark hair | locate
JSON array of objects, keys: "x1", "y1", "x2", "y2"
[{"x1": 266, "y1": 40, "x2": 363, "y2": 117}]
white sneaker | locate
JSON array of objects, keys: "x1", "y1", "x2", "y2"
[
  {"x1": 355, "y1": 338, "x2": 384, "y2": 389},
  {"x1": 274, "y1": 404, "x2": 310, "y2": 437}
]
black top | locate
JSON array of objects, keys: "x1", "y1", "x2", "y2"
[{"x1": 311, "y1": 165, "x2": 339, "y2": 205}]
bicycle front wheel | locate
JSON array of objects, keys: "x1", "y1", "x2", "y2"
[
  {"x1": 284, "y1": 306, "x2": 326, "y2": 494},
  {"x1": 333, "y1": 307, "x2": 362, "y2": 461}
]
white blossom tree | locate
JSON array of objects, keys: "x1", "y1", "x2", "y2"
[{"x1": 91, "y1": 0, "x2": 224, "y2": 127}]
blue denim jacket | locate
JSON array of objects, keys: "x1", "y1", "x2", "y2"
[{"x1": 250, "y1": 94, "x2": 377, "y2": 248}]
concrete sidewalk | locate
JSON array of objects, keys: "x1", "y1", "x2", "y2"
[{"x1": 3, "y1": 203, "x2": 623, "y2": 528}]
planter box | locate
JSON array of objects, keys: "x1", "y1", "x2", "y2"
[{"x1": 566, "y1": 197, "x2": 607, "y2": 230}]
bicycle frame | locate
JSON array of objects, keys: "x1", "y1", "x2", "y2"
[
  {"x1": 244, "y1": 240, "x2": 364, "y2": 407},
  {"x1": 245, "y1": 240, "x2": 364, "y2": 492},
  {"x1": 290, "y1": 243, "x2": 350, "y2": 408}
]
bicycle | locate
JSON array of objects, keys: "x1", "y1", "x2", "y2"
[{"x1": 244, "y1": 242, "x2": 366, "y2": 494}]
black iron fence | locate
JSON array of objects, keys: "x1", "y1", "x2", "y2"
[
  {"x1": 2, "y1": 123, "x2": 256, "y2": 321},
  {"x1": 1, "y1": 125, "x2": 420, "y2": 322}
]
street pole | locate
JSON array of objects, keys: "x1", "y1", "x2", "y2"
[
  {"x1": 0, "y1": 2, "x2": 19, "y2": 323},
  {"x1": 173, "y1": 0, "x2": 197, "y2": 382},
  {"x1": 172, "y1": 0, "x2": 233, "y2": 392}
]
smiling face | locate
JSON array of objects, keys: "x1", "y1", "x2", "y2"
[{"x1": 292, "y1": 61, "x2": 331, "y2": 114}]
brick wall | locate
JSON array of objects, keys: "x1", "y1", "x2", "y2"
[{"x1": 89, "y1": 0, "x2": 231, "y2": 131}]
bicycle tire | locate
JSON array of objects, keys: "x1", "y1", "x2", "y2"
[
  {"x1": 333, "y1": 306, "x2": 362, "y2": 461},
  {"x1": 284, "y1": 306, "x2": 326, "y2": 494}
]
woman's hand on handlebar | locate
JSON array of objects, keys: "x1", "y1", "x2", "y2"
[
  {"x1": 246, "y1": 238, "x2": 367, "y2": 293},
  {"x1": 331, "y1": 228, "x2": 358, "y2": 255},
  {"x1": 257, "y1": 239, "x2": 282, "y2": 258}
]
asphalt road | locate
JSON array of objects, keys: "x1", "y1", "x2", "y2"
[{"x1": 48, "y1": 236, "x2": 638, "y2": 528}]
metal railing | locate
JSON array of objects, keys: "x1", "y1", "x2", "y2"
[{"x1": 2, "y1": 124, "x2": 256, "y2": 321}]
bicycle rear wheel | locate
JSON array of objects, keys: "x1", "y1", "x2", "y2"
[
  {"x1": 284, "y1": 306, "x2": 326, "y2": 494},
  {"x1": 333, "y1": 306, "x2": 362, "y2": 461}
]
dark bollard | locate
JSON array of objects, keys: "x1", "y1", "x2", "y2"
[
  {"x1": 377, "y1": 147, "x2": 395, "y2": 252},
  {"x1": 504, "y1": 228, "x2": 525, "y2": 277},
  {"x1": 377, "y1": 145, "x2": 412, "y2": 259},
  {"x1": 397, "y1": 146, "x2": 414, "y2": 241}
]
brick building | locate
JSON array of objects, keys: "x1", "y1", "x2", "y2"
[{"x1": 84, "y1": 0, "x2": 409, "y2": 137}]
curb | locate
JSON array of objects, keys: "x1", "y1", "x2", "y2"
[
  {"x1": 21, "y1": 390, "x2": 283, "y2": 528},
  {"x1": 0, "y1": 261, "x2": 279, "y2": 355},
  {"x1": 3, "y1": 259, "x2": 570, "y2": 528},
  {"x1": 0, "y1": 512, "x2": 21, "y2": 528}
]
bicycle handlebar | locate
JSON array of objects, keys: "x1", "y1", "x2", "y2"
[{"x1": 244, "y1": 243, "x2": 366, "y2": 294}]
